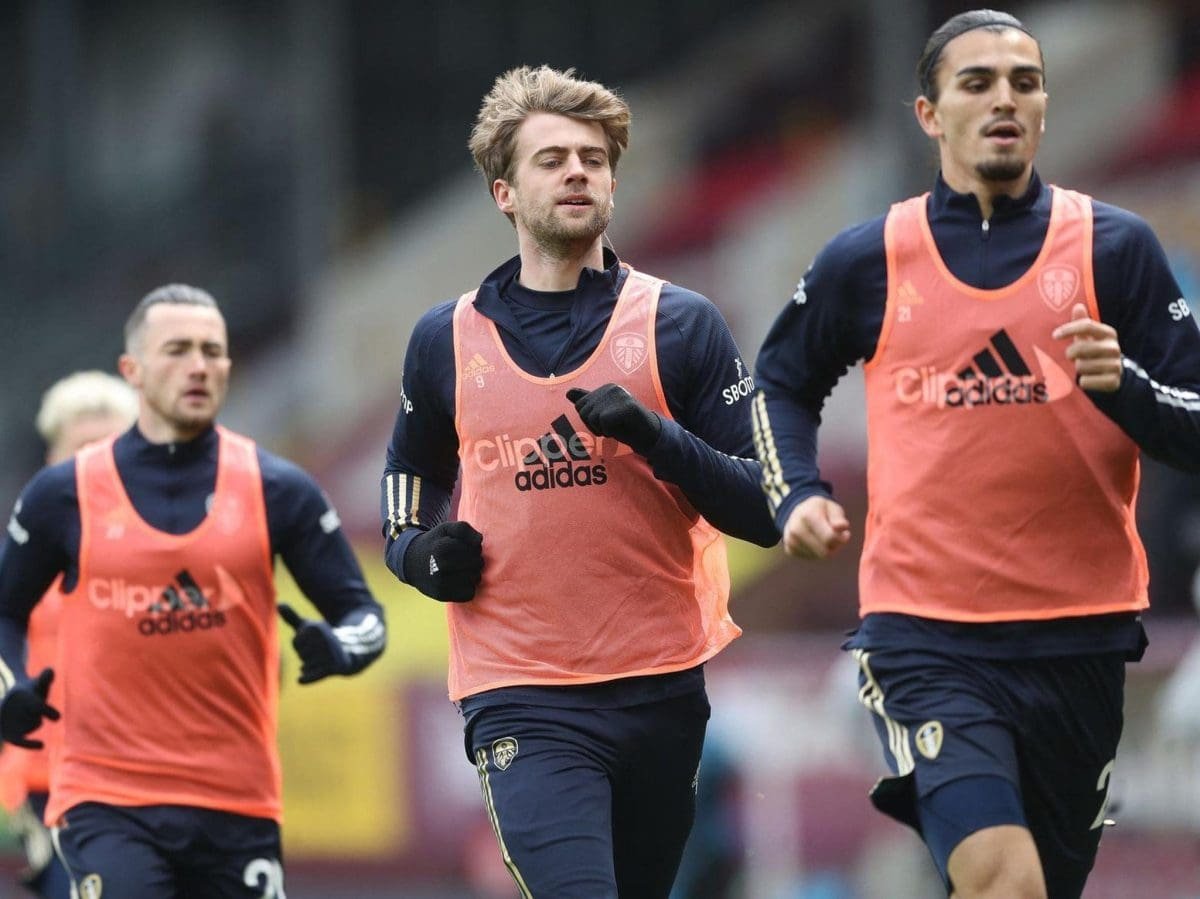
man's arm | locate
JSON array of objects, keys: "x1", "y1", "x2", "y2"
[
  {"x1": 379, "y1": 303, "x2": 484, "y2": 601},
  {"x1": 0, "y1": 465, "x2": 74, "y2": 742},
  {"x1": 596, "y1": 286, "x2": 774, "y2": 547},
  {"x1": 1083, "y1": 203, "x2": 1200, "y2": 470},
  {"x1": 753, "y1": 218, "x2": 887, "y2": 554},
  {"x1": 263, "y1": 454, "x2": 385, "y2": 682}
]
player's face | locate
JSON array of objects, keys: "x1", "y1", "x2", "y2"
[
  {"x1": 48, "y1": 411, "x2": 132, "y2": 464},
  {"x1": 122, "y1": 304, "x2": 231, "y2": 443},
  {"x1": 495, "y1": 112, "x2": 615, "y2": 256},
  {"x1": 916, "y1": 27, "x2": 1046, "y2": 194}
]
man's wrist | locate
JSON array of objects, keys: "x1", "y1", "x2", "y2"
[{"x1": 386, "y1": 528, "x2": 423, "y2": 583}]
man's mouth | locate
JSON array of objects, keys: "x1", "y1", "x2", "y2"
[{"x1": 983, "y1": 121, "x2": 1022, "y2": 142}]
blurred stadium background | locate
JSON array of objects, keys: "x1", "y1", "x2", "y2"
[{"x1": 2, "y1": 0, "x2": 1200, "y2": 896}]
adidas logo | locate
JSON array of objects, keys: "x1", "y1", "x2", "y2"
[
  {"x1": 956, "y1": 329, "x2": 1031, "y2": 382},
  {"x1": 895, "y1": 329, "x2": 1074, "y2": 409},
  {"x1": 898, "y1": 280, "x2": 925, "y2": 306},
  {"x1": 139, "y1": 570, "x2": 226, "y2": 637},
  {"x1": 429, "y1": 557, "x2": 440, "y2": 575},
  {"x1": 463, "y1": 353, "x2": 496, "y2": 385},
  {"x1": 514, "y1": 414, "x2": 608, "y2": 492},
  {"x1": 521, "y1": 415, "x2": 590, "y2": 465},
  {"x1": 150, "y1": 569, "x2": 210, "y2": 614},
  {"x1": 897, "y1": 281, "x2": 925, "y2": 323}
]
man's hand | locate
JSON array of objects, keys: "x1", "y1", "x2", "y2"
[
  {"x1": 278, "y1": 604, "x2": 385, "y2": 684},
  {"x1": 782, "y1": 496, "x2": 851, "y2": 560},
  {"x1": 0, "y1": 668, "x2": 60, "y2": 749},
  {"x1": 1052, "y1": 303, "x2": 1123, "y2": 393},
  {"x1": 404, "y1": 521, "x2": 484, "y2": 602},
  {"x1": 278, "y1": 605, "x2": 354, "y2": 685},
  {"x1": 566, "y1": 384, "x2": 661, "y2": 455}
]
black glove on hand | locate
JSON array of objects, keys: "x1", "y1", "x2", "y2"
[
  {"x1": 403, "y1": 521, "x2": 484, "y2": 602},
  {"x1": 278, "y1": 604, "x2": 351, "y2": 685},
  {"x1": 566, "y1": 384, "x2": 661, "y2": 455},
  {"x1": 0, "y1": 668, "x2": 60, "y2": 749}
]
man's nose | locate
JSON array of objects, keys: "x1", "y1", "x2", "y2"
[
  {"x1": 564, "y1": 153, "x2": 588, "y2": 179},
  {"x1": 993, "y1": 80, "x2": 1017, "y2": 111},
  {"x1": 186, "y1": 350, "x2": 210, "y2": 374}
]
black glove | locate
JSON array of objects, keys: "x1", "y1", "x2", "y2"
[
  {"x1": 0, "y1": 668, "x2": 60, "y2": 749},
  {"x1": 403, "y1": 521, "x2": 484, "y2": 602},
  {"x1": 566, "y1": 384, "x2": 661, "y2": 455},
  {"x1": 277, "y1": 605, "x2": 347, "y2": 685}
]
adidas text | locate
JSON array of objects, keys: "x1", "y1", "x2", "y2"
[
  {"x1": 515, "y1": 462, "x2": 608, "y2": 492},
  {"x1": 138, "y1": 609, "x2": 227, "y2": 637}
]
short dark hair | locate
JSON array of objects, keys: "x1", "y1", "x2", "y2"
[
  {"x1": 123, "y1": 284, "x2": 220, "y2": 354},
  {"x1": 917, "y1": 9, "x2": 1041, "y2": 101}
]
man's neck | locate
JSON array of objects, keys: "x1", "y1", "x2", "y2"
[
  {"x1": 516, "y1": 238, "x2": 605, "y2": 291},
  {"x1": 943, "y1": 168, "x2": 1033, "y2": 220},
  {"x1": 136, "y1": 417, "x2": 210, "y2": 447}
]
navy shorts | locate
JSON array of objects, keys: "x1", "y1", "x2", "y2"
[
  {"x1": 851, "y1": 647, "x2": 1125, "y2": 897},
  {"x1": 465, "y1": 688, "x2": 710, "y2": 899},
  {"x1": 52, "y1": 803, "x2": 285, "y2": 899}
]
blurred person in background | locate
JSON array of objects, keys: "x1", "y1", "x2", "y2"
[
  {"x1": 0, "y1": 370, "x2": 137, "y2": 899},
  {"x1": 380, "y1": 65, "x2": 777, "y2": 898},
  {"x1": 0, "y1": 284, "x2": 387, "y2": 898},
  {"x1": 753, "y1": 8, "x2": 1200, "y2": 899}
]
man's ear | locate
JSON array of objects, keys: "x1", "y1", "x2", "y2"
[
  {"x1": 117, "y1": 353, "x2": 140, "y2": 388},
  {"x1": 493, "y1": 179, "x2": 514, "y2": 215},
  {"x1": 914, "y1": 95, "x2": 941, "y2": 139}
]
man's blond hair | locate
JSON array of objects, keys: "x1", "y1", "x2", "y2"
[
  {"x1": 469, "y1": 65, "x2": 631, "y2": 194},
  {"x1": 35, "y1": 371, "x2": 138, "y2": 449}
]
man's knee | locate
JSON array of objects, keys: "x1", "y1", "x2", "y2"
[{"x1": 947, "y1": 825, "x2": 1046, "y2": 899}]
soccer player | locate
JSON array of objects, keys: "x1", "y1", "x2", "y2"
[
  {"x1": 380, "y1": 65, "x2": 778, "y2": 898},
  {"x1": 0, "y1": 371, "x2": 137, "y2": 899},
  {"x1": 753, "y1": 10, "x2": 1200, "y2": 899},
  {"x1": 0, "y1": 285, "x2": 387, "y2": 898}
]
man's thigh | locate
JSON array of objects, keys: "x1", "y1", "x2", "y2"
[
  {"x1": 1012, "y1": 654, "x2": 1125, "y2": 899},
  {"x1": 468, "y1": 704, "x2": 620, "y2": 899},
  {"x1": 853, "y1": 647, "x2": 1028, "y2": 884},
  {"x1": 53, "y1": 803, "x2": 176, "y2": 899},
  {"x1": 854, "y1": 647, "x2": 1126, "y2": 896},
  {"x1": 610, "y1": 689, "x2": 710, "y2": 899},
  {"x1": 54, "y1": 803, "x2": 286, "y2": 899},
  {"x1": 180, "y1": 807, "x2": 286, "y2": 899}
]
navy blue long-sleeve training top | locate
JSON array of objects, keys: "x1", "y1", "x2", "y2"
[
  {"x1": 381, "y1": 248, "x2": 778, "y2": 577},
  {"x1": 0, "y1": 425, "x2": 384, "y2": 677},
  {"x1": 755, "y1": 171, "x2": 1200, "y2": 658},
  {"x1": 381, "y1": 248, "x2": 777, "y2": 713}
]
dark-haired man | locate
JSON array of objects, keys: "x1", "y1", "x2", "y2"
[
  {"x1": 0, "y1": 284, "x2": 386, "y2": 897},
  {"x1": 754, "y1": 10, "x2": 1200, "y2": 899}
]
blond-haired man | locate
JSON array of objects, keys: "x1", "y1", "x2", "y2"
[
  {"x1": 0, "y1": 370, "x2": 136, "y2": 899},
  {"x1": 381, "y1": 66, "x2": 776, "y2": 898}
]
